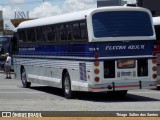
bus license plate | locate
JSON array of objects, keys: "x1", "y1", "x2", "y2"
[{"x1": 121, "y1": 72, "x2": 132, "y2": 77}]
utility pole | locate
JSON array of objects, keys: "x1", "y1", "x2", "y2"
[{"x1": 0, "y1": 11, "x2": 3, "y2": 36}]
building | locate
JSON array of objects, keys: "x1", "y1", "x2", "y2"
[
  {"x1": 137, "y1": 0, "x2": 160, "y2": 16},
  {"x1": 97, "y1": 0, "x2": 160, "y2": 16},
  {"x1": 97, "y1": 0, "x2": 127, "y2": 7},
  {"x1": 11, "y1": 19, "x2": 32, "y2": 28}
]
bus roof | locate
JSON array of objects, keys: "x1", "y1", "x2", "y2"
[
  {"x1": 17, "y1": 6, "x2": 151, "y2": 29},
  {"x1": 153, "y1": 16, "x2": 160, "y2": 26},
  {"x1": 17, "y1": 9, "x2": 90, "y2": 29}
]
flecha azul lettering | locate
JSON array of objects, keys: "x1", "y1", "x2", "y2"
[
  {"x1": 128, "y1": 45, "x2": 140, "y2": 50},
  {"x1": 128, "y1": 45, "x2": 145, "y2": 50},
  {"x1": 105, "y1": 46, "x2": 126, "y2": 50},
  {"x1": 140, "y1": 45, "x2": 145, "y2": 49}
]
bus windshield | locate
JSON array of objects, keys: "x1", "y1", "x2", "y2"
[{"x1": 92, "y1": 11, "x2": 153, "y2": 38}]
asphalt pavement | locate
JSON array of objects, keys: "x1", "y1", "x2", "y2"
[{"x1": 0, "y1": 71, "x2": 160, "y2": 113}]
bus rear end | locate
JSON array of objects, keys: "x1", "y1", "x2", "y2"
[{"x1": 86, "y1": 7, "x2": 157, "y2": 93}]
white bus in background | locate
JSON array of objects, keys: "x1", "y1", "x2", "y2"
[
  {"x1": 153, "y1": 16, "x2": 160, "y2": 87},
  {"x1": 14, "y1": 6, "x2": 157, "y2": 99}
]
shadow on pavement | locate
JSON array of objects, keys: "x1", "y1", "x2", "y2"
[
  {"x1": 30, "y1": 86, "x2": 64, "y2": 97},
  {"x1": 29, "y1": 86, "x2": 160, "y2": 102}
]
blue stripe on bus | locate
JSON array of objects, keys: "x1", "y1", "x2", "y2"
[{"x1": 18, "y1": 40, "x2": 155, "y2": 57}]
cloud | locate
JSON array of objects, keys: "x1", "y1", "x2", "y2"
[
  {"x1": 126, "y1": 0, "x2": 137, "y2": 4},
  {"x1": 0, "y1": 6, "x2": 20, "y2": 19},
  {"x1": 62, "y1": 0, "x2": 96, "y2": 13},
  {"x1": 9, "y1": 0, "x2": 25, "y2": 4},
  {"x1": 0, "y1": 0, "x2": 97, "y2": 29},
  {"x1": 1, "y1": 0, "x2": 97, "y2": 19},
  {"x1": 30, "y1": 2, "x2": 62, "y2": 18},
  {"x1": 77, "y1": 0, "x2": 97, "y2": 4},
  {"x1": 29, "y1": 0, "x2": 96, "y2": 18},
  {"x1": 0, "y1": 6, "x2": 21, "y2": 29},
  {"x1": 1, "y1": 0, "x2": 138, "y2": 19}
]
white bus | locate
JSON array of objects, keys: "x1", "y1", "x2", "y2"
[
  {"x1": 14, "y1": 6, "x2": 157, "y2": 99},
  {"x1": 153, "y1": 16, "x2": 160, "y2": 87}
]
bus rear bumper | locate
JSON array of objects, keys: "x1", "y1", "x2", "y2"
[{"x1": 88, "y1": 80, "x2": 157, "y2": 92}]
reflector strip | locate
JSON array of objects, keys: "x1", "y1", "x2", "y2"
[
  {"x1": 114, "y1": 85, "x2": 139, "y2": 88},
  {"x1": 149, "y1": 84, "x2": 157, "y2": 86},
  {"x1": 89, "y1": 87, "x2": 108, "y2": 90}
]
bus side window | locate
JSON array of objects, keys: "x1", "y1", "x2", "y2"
[
  {"x1": 36, "y1": 27, "x2": 45, "y2": 42},
  {"x1": 73, "y1": 23, "x2": 81, "y2": 40},
  {"x1": 59, "y1": 24, "x2": 66, "y2": 41},
  {"x1": 65, "y1": 24, "x2": 72, "y2": 41},
  {"x1": 56, "y1": 25, "x2": 61, "y2": 42},
  {"x1": 45, "y1": 26, "x2": 53, "y2": 42},
  {"x1": 26, "y1": 28, "x2": 36, "y2": 42},
  {"x1": 52, "y1": 26, "x2": 58, "y2": 42},
  {"x1": 18, "y1": 30, "x2": 26, "y2": 43},
  {"x1": 80, "y1": 22, "x2": 87, "y2": 40}
]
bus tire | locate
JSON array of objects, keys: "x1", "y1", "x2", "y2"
[
  {"x1": 21, "y1": 68, "x2": 31, "y2": 88},
  {"x1": 62, "y1": 72, "x2": 74, "y2": 99}
]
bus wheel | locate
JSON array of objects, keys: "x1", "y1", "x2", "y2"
[
  {"x1": 62, "y1": 72, "x2": 74, "y2": 99},
  {"x1": 21, "y1": 68, "x2": 31, "y2": 88}
]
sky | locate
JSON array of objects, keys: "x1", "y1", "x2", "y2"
[{"x1": 0, "y1": 0, "x2": 136, "y2": 29}]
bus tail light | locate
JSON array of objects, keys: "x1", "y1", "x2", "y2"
[
  {"x1": 94, "y1": 69, "x2": 100, "y2": 74},
  {"x1": 152, "y1": 66, "x2": 157, "y2": 71},
  {"x1": 94, "y1": 61, "x2": 100, "y2": 67},
  {"x1": 156, "y1": 44, "x2": 160, "y2": 51},
  {"x1": 94, "y1": 54, "x2": 99, "y2": 59},
  {"x1": 152, "y1": 51, "x2": 157, "y2": 56},
  {"x1": 152, "y1": 59, "x2": 157, "y2": 64},
  {"x1": 152, "y1": 74, "x2": 157, "y2": 79},
  {"x1": 95, "y1": 77, "x2": 100, "y2": 82}
]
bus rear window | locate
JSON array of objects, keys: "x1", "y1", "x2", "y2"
[{"x1": 92, "y1": 11, "x2": 153, "y2": 38}]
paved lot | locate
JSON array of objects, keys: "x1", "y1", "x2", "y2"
[{"x1": 0, "y1": 72, "x2": 160, "y2": 112}]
